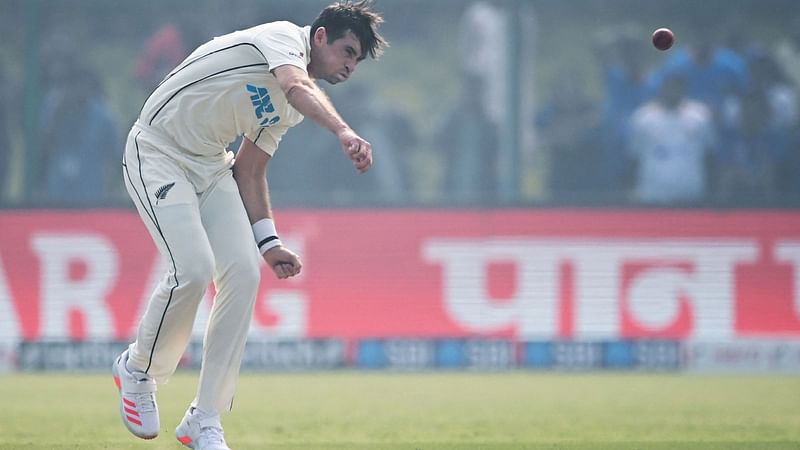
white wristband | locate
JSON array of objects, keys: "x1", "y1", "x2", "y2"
[{"x1": 252, "y1": 218, "x2": 282, "y2": 254}]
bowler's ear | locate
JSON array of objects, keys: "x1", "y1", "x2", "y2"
[{"x1": 313, "y1": 27, "x2": 328, "y2": 45}]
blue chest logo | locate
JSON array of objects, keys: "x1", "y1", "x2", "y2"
[{"x1": 247, "y1": 84, "x2": 281, "y2": 127}]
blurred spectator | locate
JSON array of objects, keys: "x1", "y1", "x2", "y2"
[
  {"x1": 267, "y1": 83, "x2": 414, "y2": 206},
  {"x1": 627, "y1": 74, "x2": 717, "y2": 204},
  {"x1": 536, "y1": 71, "x2": 606, "y2": 202},
  {"x1": 134, "y1": 11, "x2": 210, "y2": 89},
  {"x1": 458, "y1": 1, "x2": 537, "y2": 202},
  {"x1": 651, "y1": 32, "x2": 748, "y2": 120},
  {"x1": 600, "y1": 31, "x2": 656, "y2": 129},
  {"x1": 434, "y1": 74, "x2": 500, "y2": 205},
  {"x1": 333, "y1": 82, "x2": 413, "y2": 203},
  {"x1": 134, "y1": 23, "x2": 189, "y2": 89},
  {"x1": 597, "y1": 30, "x2": 657, "y2": 195},
  {"x1": 38, "y1": 56, "x2": 119, "y2": 204},
  {"x1": 774, "y1": 18, "x2": 800, "y2": 90},
  {"x1": 458, "y1": 1, "x2": 508, "y2": 129},
  {"x1": 718, "y1": 52, "x2": 799, "y2": 202}
]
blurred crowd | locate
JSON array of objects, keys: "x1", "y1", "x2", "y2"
[
  {"x1": 0, "y1": 0, "x2": 798, "y2": 208},
  {"x1": 539, "y1": 22, "x2": 800, "y2": 206}
]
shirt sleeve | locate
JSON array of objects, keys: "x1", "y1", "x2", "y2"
[
  {"x1": 245, "y1": 123, "x2": 290, "y2": 156},
  {"x1": 252, "y1": 23, "x2": 308, "y2": 72}
]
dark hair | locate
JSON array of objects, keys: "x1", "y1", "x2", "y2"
[{"x1": 311, "y1": 0, "x2": 387, "y2": 60}]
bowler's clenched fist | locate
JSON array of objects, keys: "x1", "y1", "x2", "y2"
[
  {"x1": 264, "y1": 246, "x2": 303, "y2": 279},
  {"x1": 337, "y1": 128, "x2": 373, "y2": 173}
]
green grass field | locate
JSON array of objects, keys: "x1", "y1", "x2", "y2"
[{"x1": 1, "y1": 372, "x2": 799, "y2": 450}]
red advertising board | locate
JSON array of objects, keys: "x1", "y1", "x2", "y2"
[{"x1": 1, "y1": 209, "x2": 799, "y2": 341}]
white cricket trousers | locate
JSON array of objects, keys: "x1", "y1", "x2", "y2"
[{"x1": 122, "y1": 126, "x2": 261, "y2": 413}]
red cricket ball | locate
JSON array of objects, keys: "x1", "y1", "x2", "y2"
[{"x1": 652, "y1": 28, "x2": 675, "y2": 51}]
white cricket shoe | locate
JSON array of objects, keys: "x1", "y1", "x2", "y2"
[
  {"x1": 175, "y1": 407, "x2": 232, "y2": 450},
  {"x1": 112, "y1": 349, "x2": 160, "y2": 439}
]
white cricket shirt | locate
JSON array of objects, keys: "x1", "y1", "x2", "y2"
[
  {"x1": 136, "y1": 21, "x2": 311, "y2": 162},
  {"x1": 628, "y1": 100, "x2": 716, "y2": 203}
]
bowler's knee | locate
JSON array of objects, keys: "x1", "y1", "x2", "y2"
[
  {"x1": 232, "y1": 258, "x2": 261, "y2": 292},
  {"x1": 176, "y1": 255, "x2": 215, "y2": 291}
]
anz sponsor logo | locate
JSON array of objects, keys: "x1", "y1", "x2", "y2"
[{"x1": 247, "y1": 84, "x2": 281, "y2": 127}]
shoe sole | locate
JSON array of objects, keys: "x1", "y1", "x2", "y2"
[{"x1": 112, "y1": 357, "x2": 158, "y2": 440}]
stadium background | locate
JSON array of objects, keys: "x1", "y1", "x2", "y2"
[{"x1": 1, "y1": 0, "x2": 800, "y2": 375}]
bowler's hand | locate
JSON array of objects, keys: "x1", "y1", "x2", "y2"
[
  {"x1": 263, "y1": 245, "x2": 302, "y2": 279},
  {"x1": 337, "y1": 129, "x2": 373, "y2": 173}
]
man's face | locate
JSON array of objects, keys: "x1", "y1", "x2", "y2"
[{"x1": 308, "y1": 28, "x2": 363, "y2": 84}]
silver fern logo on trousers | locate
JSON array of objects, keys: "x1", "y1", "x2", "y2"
[{"x1": 154, "y1": 182, "x2": 175, "y2": 203}]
